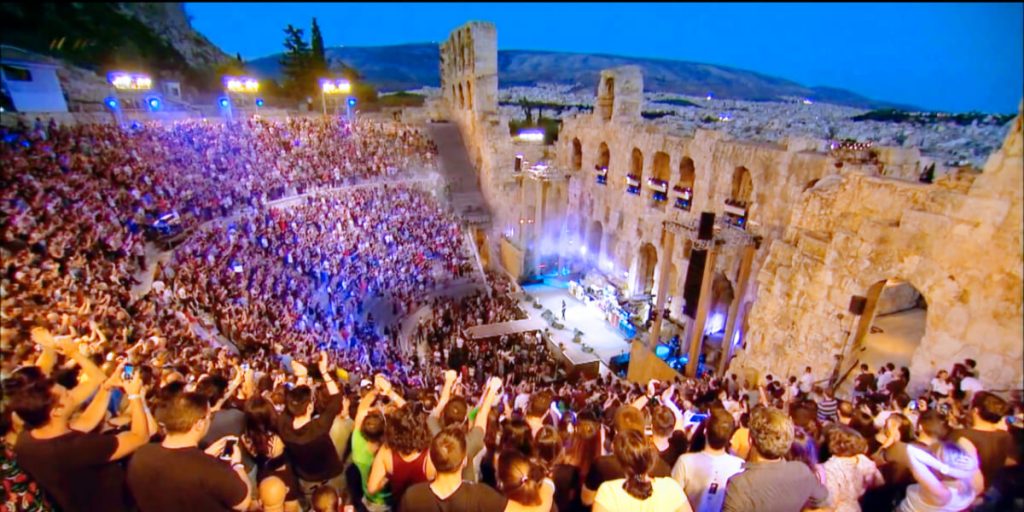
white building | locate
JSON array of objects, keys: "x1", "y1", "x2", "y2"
[{"x1": 0, "y1": 46, "x2": 69, "y2": 113}]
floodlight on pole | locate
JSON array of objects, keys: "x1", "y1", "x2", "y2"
[
  {"x1": 108, "y1": 72, "x2": 153, "y2": 90},
  {"x1": 223, "y1": 76, "x2": 260, "y2": 93},
  {"x1": 319, "y1": 79, "x2": 352, "y2": 116}
]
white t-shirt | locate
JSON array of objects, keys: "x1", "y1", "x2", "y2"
[
  {"x1": 594, "y1": 477, "x2": 691, "y2": 512},
  {"x1": 931, "y1": 378, "x2": 953, "y2": 396},
  {"x1": 671, "y1": 451, "x2": 744, "y2": 512},
  {"x1": 799, "y1": 373, "x2": 815, "y2": 393},
  {"x1": 514, "y1": 392, "x2": 530, "y2": 412},
  {"x1": 960, "y1": 376, "x2": 984, "y2": 393}
]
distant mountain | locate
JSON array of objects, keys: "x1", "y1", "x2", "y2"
[{"x1": 246, "y1": 43, "x2": 915, "y2": 110}]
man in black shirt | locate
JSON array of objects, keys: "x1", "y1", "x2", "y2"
[
  {"x1": 11, "y1": 328, "x2": 151, "y2": 512},
  {"x1": 399, "y1": 429, "x2": 507, "y2": 512},
  {"x1": 196, "y1": 372, "x2": 246, "y2": 449},
  {"x1": 952, "y1": 391, "x2": 1018, "y2": 490},
  {"x1": 127, "y1": 392, "x2": 252, "y2": 512},
  {"x1": 277, "y1": 352, "x2": 347, "y2": 497}
]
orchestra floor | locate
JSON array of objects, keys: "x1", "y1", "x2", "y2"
[{"x1": 520, "y1": 281, "x2": 632, "y2": 370}]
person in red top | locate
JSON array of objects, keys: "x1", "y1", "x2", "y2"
[{"x1": 367, "y1": 378, "x2": 434, "y2": 506}]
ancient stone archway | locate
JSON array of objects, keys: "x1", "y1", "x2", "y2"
[
  {"x1": 587, "y1": 220, "x2": 603, "y2": 259},
  {"x1": 631, "y1": 148, "x2": 644, "y2": 176},
  {"x1": 731, "y1": 166, "x2": 753, "y2": 205},
  {"x1": 597, "y1": 142, "x2": 610, "y2": 170},
  {"x1": 572, "y1": 138, "x2": 583, "y2": 170},
  {"x1": 629, "y1": 148, "x2": 644, "y2": 195},
  {"x1": 600, "y1": 77, "x2": 615, "y2": 121},
  {"x1": 636, "y1": 242, "x2": 658, "y2": 295},
  {"x1": 852, "y1": 278, "x2": 929, "y2": 374},
  {"x1": 650, "y1": 151, "x2": 670, "y2": 208}
]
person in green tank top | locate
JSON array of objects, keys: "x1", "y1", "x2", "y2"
[{"x1": 351, "y1": 388, "x2": 392, "y2": 510}]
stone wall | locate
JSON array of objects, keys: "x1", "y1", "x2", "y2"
[
  {"x1": 730, "y1": 104, "x2": 1023, "y2": 393},
  {"x1": 437, "y1": 19, "x2": 1022, "y2": 391}
]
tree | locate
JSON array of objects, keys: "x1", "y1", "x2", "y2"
[
  {"x1": 310, "y1": 17, "x2": 326, "y2": 70},
  {"x1": 235, "y1": 52, "x2": 243, "y2": 64},
  {"x1": 280, "y1": 24, "x2": 312, "y2": 99}
]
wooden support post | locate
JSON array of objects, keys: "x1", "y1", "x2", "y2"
[
  {"x1": 686, "y1": 247, "x2": 717, "y2": 377},
  {"x1": 718, "y1": 243, "x2": 756, "y2": 376}
]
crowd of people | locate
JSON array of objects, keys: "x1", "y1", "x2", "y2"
[{"x1": 1, "y1": 115, "x2": 1022, "y2": 512}]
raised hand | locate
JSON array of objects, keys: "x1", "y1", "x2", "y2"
[
  {"x1": 647, "y1": 379, "x2": 659, "y2": 397},
  {"x1": 318, "y1": 350, "x2": 330, "y2": 374},
  {"x1": 374, "y1": 374, "x2": 392, "y2": 395},
  {"x1": 444, "y1": 369, "x2": 458, "y2": 385},
  {"x1": 103, "y1": 362, "x2": 126, "y2": 391},
  {"x1": 31, "y1": 326, "x2": 56, "y2": 350},
  {"x1": 291, "y1": 359, "x2": 309, "y2": 378},
  {"x1": 487, "y1": 376, "x2": 503, "y2": 393},
  {"x1": 124, "y1": 370, "x2": 144, "y2": 396}
]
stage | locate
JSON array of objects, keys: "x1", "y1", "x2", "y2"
[{"x1": 519, "y1": 279, "x2": 632, "y2": 370}]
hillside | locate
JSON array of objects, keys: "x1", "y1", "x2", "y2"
[
  {"x1": 247, "y1": 43, "x2": 914, "y2": 110},
  {"x1": 0, "y1": 3, "x2": 228, "y2": 91}
]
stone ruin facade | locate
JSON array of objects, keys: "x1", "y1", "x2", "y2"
[
  {"x1": 731, "y1": 105, "x2": 1024, "y2": 393},
  {"x1": 437, "y1": 21, "x2": 1023, "y2": 392}
]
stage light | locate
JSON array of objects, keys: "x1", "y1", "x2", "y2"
[
  {"x1": 320, "y1": 79, "x2": 352, "y2": 94},
  {"x1": 516, "y1": 129, "x2": 544, "y2": 142},
  {"x1": 654, "y1": 344, "x2": 671, "y2": 359},
  {"x1": 705, "y1": 313, "x2": 726, "y2": 335},
  {"x1": 580, "y1": 246, "x2": 587, "y2": 255},
  {"x1": 104, "y1": 97, "x2": 119, "y2": 110},
  {"x1": 219, "y1": 98, "x2": 230, "y2": 108},
  {"x1": 108, "y1": 72, "x2": 152, "y2": 90},
  {"x1": 147, "y1": 97, "x2": 161, "y2": 111},
  {"x1": 255, "y1": 98, "x2": 264, "y2": 107},
  {"x1": 347, "y1": 98, "x2": 357, "y2": 107},
  {"x1": 224, "y1": 76, "x2": 259, "y2": 93}
]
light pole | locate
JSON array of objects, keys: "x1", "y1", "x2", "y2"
[
  {"x1": 319, "y1": 79, "x2": 352, "y2": 117},
  {"x1": 223, "y1": 76, "x2": 260, "y2": 117},
  {"x1": 107, "y1": 71, "x2": 152, "y2": 127}
]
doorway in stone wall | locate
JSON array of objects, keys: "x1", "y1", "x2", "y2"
[
  {"x1": 587, "y1": 220, "x2": 603, "y2": 261},
  {"x1": 635, "y1": 243, "x2": 658, "y2": 296},
  {"x1": 851, "y1": 278, "x2": 929, "y2": 378}
]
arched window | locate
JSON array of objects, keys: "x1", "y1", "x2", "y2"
[
  {"x1": 726, "y1": 166, "x2": 753, "y2": 228},
  {"x1": 674, "y1": 157, "x2": 696, "y2": 211},
  {"x1": 649, "y1": 152, "x2": 670, "y2": 207},
  {"x1": 627, "y1": 148, "x2": 643, "y2": 195},
  {"x1": 597, "y1": 143, "x2": 610, "y2": 170},
  {"x1": 730, "y1": 166, "x2": 753, "y2": 205},
  {"x1": 599, "y1": 77, "x2": 615, "y2": 121}
]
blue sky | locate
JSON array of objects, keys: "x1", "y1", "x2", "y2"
[{"x1": 186, "y1": 2, "x2": 1023, "y2": 113}]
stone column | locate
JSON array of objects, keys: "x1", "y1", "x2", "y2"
[
  {"x1": 647, "y1": 227, "x2": 676, "y2": 348},
  {"x1": 686, "y1": 247, "x2": 717, "y2": 378},
  {"x1": 718, "y1": 243, "x2": 756, "y2": 376}
]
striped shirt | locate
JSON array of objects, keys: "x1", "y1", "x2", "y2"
[{"x1": 817, "y1": 397, "x2": 839, "y2": 422}]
